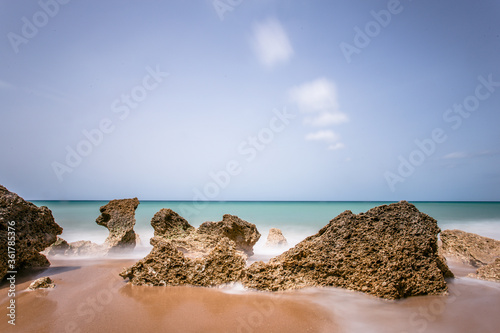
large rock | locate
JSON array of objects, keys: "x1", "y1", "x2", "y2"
[
  {"x1": 0, "y1": 185, "x2": 62, "y2": 280},
  {"x1": 120, "y1": 210, "x2": 258, "y2": 286},
  {"x1": 440, "y1": 229, "x2": 500, "y2": 267},
  {"x1": 198, "y1": 214, "x2": 261, "y2": 255},
  {"x1": 151, "y1": 208, "x2": 194, "y2": 238},
  {"x1": 96, "y1": 198, "x2": 140, "y2": 252},
  {"x1": 265, "y1": 228, "x2": 288, "y2": 248},
  {"x1": 242, "y1": 201, "x2": 452, "y2": 299},
  {"x1": 120, "y1": 237, "x2": 246, "y2": 286}
]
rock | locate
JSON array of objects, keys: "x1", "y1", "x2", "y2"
[
  {"x1": 440, "y1": 229, "x2": 500, "y2": 267},
  {"x1": 198, "y1": 214, "x2": 261, "y2": 255},
  {"x1": 20, "y1": 252, "x2": 51, "y2": 269},
  {"x1": 265, "y1": 228, "x2": 288, "y2": 247},
  {"x1": 471, "y1": 258, "x2": 500, "y2": 282},
  {"x1": 242, "y1": 201, "x2": 452, "y2": 300},
  {"x1": 67, "y1": 240, "x2": 104, "y2": 256},
  {"x1": 120, "y1": 210, "x2": 258, "y2": 286},
  {"x1": 45, "y1": 236, "x2": 70, "y2": 256},
  {"x1": 151, "y1": 208, "x2": 194, "y2": 238},
  {"x1": 28, "y1": 276, "x2": 55, "y2": 290},
  {"x1": 0, "y1": 185, "x2": 63, "y2": 280},
  {"x1": 44, "y1": 238, "x2": 105, "y2": 257},
  {"x1": 96, "y1": 198, "x2": 140, "y2": 252},
  {"x1": 120, "y1": 237, "x2": 246, "y2": 286}
]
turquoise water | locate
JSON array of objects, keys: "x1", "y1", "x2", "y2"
[{"x1": 33, "y1": 201, "x2": 500, "y2": 256}]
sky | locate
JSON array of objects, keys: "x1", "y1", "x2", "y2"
[{"x1": 1, "y1": 0, "x2": 499, "y2": 201}]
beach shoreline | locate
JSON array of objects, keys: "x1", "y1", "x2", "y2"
[{"x1": 1, "y1": 256, "x2": 499, "y2": 333}]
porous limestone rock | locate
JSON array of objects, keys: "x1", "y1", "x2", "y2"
[
  {"x1": 265, "y1": 228, "x2": 288, "y2": 248},
  {"x1": 66, "y1": 240, "x2": 104, "y2": 256},
  {"x1": 120, "y1": 210, "x2": 259, "y2": 286},
  {"x1": 471, "y1": 258, "x2": 500, "y2": 282},
  {"x1": 440, "y1": 229, "x2": 500, "y2": 267},
  {"x1": 120, "y1": 237, "x2": 246, "y2": 286},
  {"x1": 0, "y1": 185, "x2": 62, "y2": 280},
  {"x1": 96, "y1": 198, "x2": 140, "y2": 252},
  {"x1": 242, "y1": 201, "x2": 452, "y2": 300},
  {"x1": 151, "y1": 208, "x2": 194, "y2": 238},
  {"x1": 28, "y1": 276, "x2": 55, "y2": 290},
  {"x1": 197, "y1": 214, "x2": 261, "y2": 255},
  {"x1": 45, "y1": 236, "x2": 70, "y2": 256}
]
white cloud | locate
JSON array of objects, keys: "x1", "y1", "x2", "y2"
[
  {"x1": 303, "y1": 111, "x2": 349, "y2": 127},
  {"x1": 250, "y1": 18, "x2": 293, "y2": 68},
  {"x1": 443, "y1": 152, "x2": 468, "y2": 159},
  {"x1": 305, "y1": 130, "x2": 340, "y2": 143},
  {"x1": 328, "y1": 143, "x2": 345, "y2": 150},
  {"x1": 289, "y1": 78, "x2": 348, "y2": 126}
]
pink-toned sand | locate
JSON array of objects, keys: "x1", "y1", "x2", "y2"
[{"x1": 1, "y1": 257, "x2": 499, "y2": 333}]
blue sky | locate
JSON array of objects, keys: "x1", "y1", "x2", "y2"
[{"x1": 1, "y1": 0, "x2": 499, "y2": 201}]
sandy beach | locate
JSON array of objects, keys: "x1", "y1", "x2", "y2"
[{"x1": 1, "y1": 256, "x2": 499, "y2": 333}]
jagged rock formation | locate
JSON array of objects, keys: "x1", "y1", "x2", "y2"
[
  {"x1": 242, "y1": 201, "x2": 452, "y2": 300},
  {"x1": 28, "y1": 276, "x2": 55, "y2": 290},
  {"x1": 471, "y1": 258, "x2": 500, "y2": 282},
  {"x1": 66, "y1": 240, "x2": 104, "y2": 256},
  {"x1": 96, "y1": 198, "x2": 140, "y2": 252},
  {"x1": 44, "y1": 237, "x2": 106, "y2": 256},
  {"x1": 150, "y1": 210, "x2": 260, "y2": 257},
  {"x1": 151, "y1": 208, "x2": 194, "y2": 238},
  {"x1": 197, "y1": 214, "x2": 261, "y2": 256},
  {"x1": 440, "y1": 229, "x2": 500, "y2": 267},
  {"x1": 265, "y1": 228, "x2": 288, "y2": 247},
  {"x1": 120, "y1": 237, "x2": 246, "y2": 286},
  {"x1": 120, "y1": 210, "x2": 259, "y2": 285},
  {"x1": 45, "y1": 236, "x2": 70, "y2": 256},
  {"x1": 121, "y1": 202, "x2": 453, "y2": 299},
  {"x1": 0, "y1": 185, "x2": 62, "y2": 280}
]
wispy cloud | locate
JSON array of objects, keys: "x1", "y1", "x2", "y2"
[
  {"x1": 250, "y1": 18, "x2": 293, "y2": 68},
  {"x1": 305, "y1": 129, "x2": 340, "y2": 142},
  {"x1": 303, "y1": 111, "x2": 348, "y2": 127},
  {"x1": 328, "y1": 142, "x2": 345, "y2": 151},
  {"x1": 443, "y1": 150, "x2": 499, "y2": 160},
  {"x1": 443, "y1": 152, "x2": 468, "y2": 159},
  {"x1": 289, "y1": 78, "x2": 348, "y2": 126},
  {"x1": 290, "y1": 78, "x2": 348, "y2": 150},
  {"x1": 0, "y1": 79, "x2": 15, "y2": 90}
]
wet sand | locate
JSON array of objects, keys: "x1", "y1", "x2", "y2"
[
  {"x1": 1, "y1": 258, "x2": 499, "y2": 333},
  {"x1": 0, "y1": 259, "x2": 337, "y2": 333}
]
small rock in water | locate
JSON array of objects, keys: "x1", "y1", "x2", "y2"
[
  {"x1": 265, "y1": 228, "x2": 288, "y2": 247},
  {"x1": 28, "y1": 276, "x2": 55, "y2": 290}
]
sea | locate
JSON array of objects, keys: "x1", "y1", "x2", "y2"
[
  {"x1": 27, "y1": 201, "x2": 500, "y2": 332},
  {"x1": 32, "y1": 200, "x2": 500, "y2": 259}
]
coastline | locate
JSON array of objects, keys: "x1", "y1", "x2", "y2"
[{"x1": 1, "y1": 257, "x2": 499, "y2": 333}]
